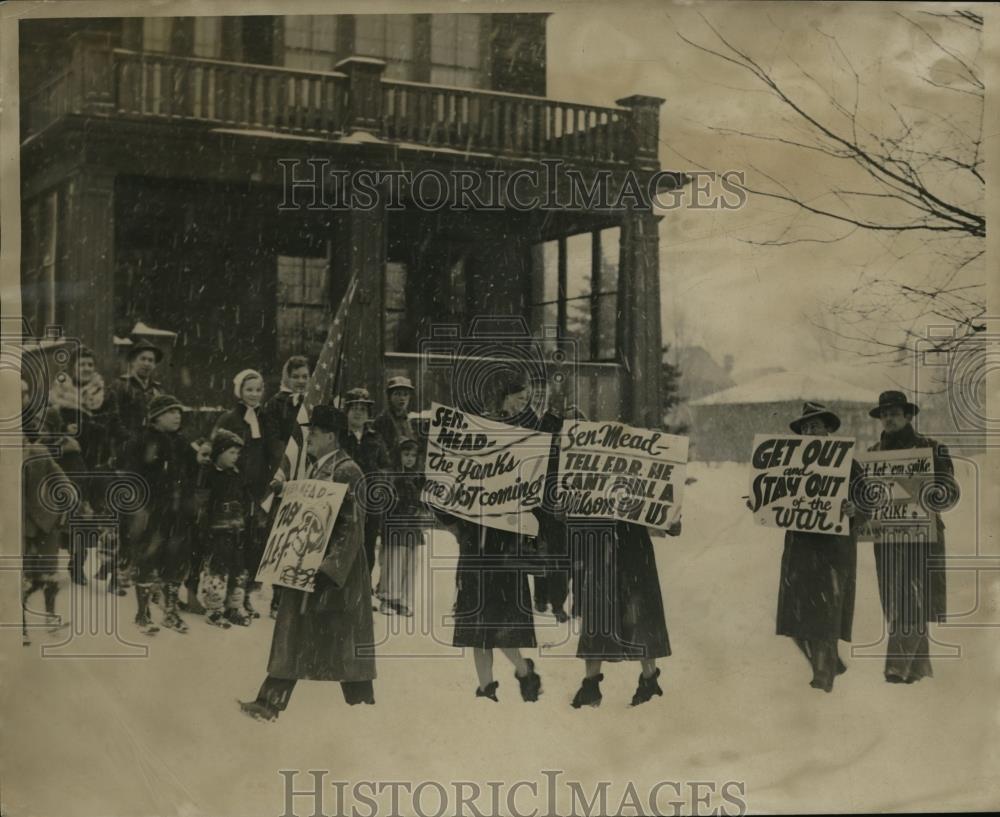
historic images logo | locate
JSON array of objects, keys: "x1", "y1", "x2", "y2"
[
  {"x1": 277, "y1": 769, "x2": 749, "y2": 817},
  {"x1": 278, "y1": 158, "x2": 748, "y2": 213}
]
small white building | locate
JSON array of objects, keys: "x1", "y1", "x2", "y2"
[{"x1": 688, "y1": 370, "x2": 877, "y2": 462}]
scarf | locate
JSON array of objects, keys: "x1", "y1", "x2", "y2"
[
  {"x1": 879, "y1": 424, "x2": 919, "y2": 451},
  {"x1": 49, "y1": 372, "x2": 106, "y2": 414}
]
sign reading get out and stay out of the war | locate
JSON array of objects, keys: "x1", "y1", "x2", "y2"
[
  {"x1": 854, "y1": 448, "x2": 937, "y2": 543},
  {"x1": 421, "y1": 403, "x2": 551, "y2": 535},
  {"x1": 557, "y1": 420, "x2": 688, "y2": 530},
  {"x1": 255, "y1": 479, "x2": 348, "y2": 591},
  {"x1": 749, "y1": 435, "x2": 855, "y2": 535}
]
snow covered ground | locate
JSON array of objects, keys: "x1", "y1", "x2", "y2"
[{"x1": 3, "y1": 461, "x2": 998, "y2": 816}]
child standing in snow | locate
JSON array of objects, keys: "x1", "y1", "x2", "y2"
[
  {"x1": 199, "y1": 430, "x2": 253, "y2": 628},
  {"x1": 379, "y1": 439, "x2": 425, "y2": 617}
]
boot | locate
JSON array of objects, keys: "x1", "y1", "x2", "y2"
[
  {"x1": 269, "y1": 586, "x2": 282, "y2": 619},
  {"x1": 238, "y1": 699, "x2": 279, "y2": 722},
  {"x1": 631, "y1": 667, "x2": 663, "y2": 706},
  {"x1": 42, "y1": 580, "x2": 66, "y2": 632},
  {"x1": 553, "y1": 606, "x2": 570, "y2": 623},
  {"x1": 207, "y1": 609, "x2": 232, "y2": 628},
  {"x1": 243, "y1": 591, "x2": 261, "y2": 620},
  {"x1": 134, "y1": 584, "x2": 160, "y2": 635},
  {"x1": 225, "y1": 586, "x2": 251, "y2": 626},
  {"x1": 475, "y1": 681, "x2": 499, "y2": 702},
  {"x1": 181, "y1": 580, "x2": 207, "y2": 615},
  {"x1": 571, "y1": 673, "x2": 604, "y2": 709},
  {"x1": 161, "y1": 583, "x2": 189, "y2": 633},
  {"x1": 515, "y1": 658, "x2": 542, "y2": 702}
]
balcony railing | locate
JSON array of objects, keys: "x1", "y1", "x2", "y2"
[{"x1": 23, "y1": 32, "x2": 662, "y2": 168}]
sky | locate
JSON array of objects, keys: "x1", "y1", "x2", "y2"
[{"x1": 545, "y1": 1, "x2": 987, "y2": 388}]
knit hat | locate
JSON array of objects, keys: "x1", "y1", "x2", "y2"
[
  {"x1": 147, "y1": 394, "x2": 184, "y2": 423},
  {"x1": 211, "y1": 428, "x2": 244, "y2": 462},
  {"x1": 233, "y1": 368, "x2": 264, "y2": 400},
  {"x1": 399, "y1": 438, "x2": 420, "y2": 452}
]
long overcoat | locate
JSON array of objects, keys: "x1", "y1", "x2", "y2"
[
  {"x1": 870, "y1": 424, "x2": 956, "y2": 627},
  {"x1": 775, "y1": 461, "x2": 862, "y2": 642},
  {"x1": 267, "y1": 449, "x2": 377, "y2": 682}
]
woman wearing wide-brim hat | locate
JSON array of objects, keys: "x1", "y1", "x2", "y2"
[
  {"x1": 867, "y1": 390, "x2": 959, "y2": 684},
  {"x1": 772, "y1": 401, "x2": 863, "y2": 693}
]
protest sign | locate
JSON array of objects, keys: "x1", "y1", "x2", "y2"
[
  {"x1": 748, "y1": 434, "x2": 855, "y2": 535},
  {"x1": 255, "y1": 479, "x2": 348, "y2": 590},
  {"x1": 421, "y1": 403, "x2": 552, "y2": 534},
  {"x1": 557, "y1": 420, "x2": 688, "y2": 530},
  {"x1": 854, "y1": 448, "x2": 937, "y2": 543}
]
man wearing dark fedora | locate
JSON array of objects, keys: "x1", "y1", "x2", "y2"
[
  {"x1": 240, "y1": 404, "x2": 376, "y2": 720},
  {"x1": 867, "y1": 390, "x2": 959, "y2": 684}
]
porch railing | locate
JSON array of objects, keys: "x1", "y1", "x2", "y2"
[{"x1": 23, "y1": 31, "x2": 662, "y2": 168}]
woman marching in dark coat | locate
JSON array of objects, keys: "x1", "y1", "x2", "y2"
[
  {"x1": 773, "y1": 402, "x2": 862, "y2": 693},
  {"x1": 438, "y1": 370, "x2": 544, "y2": 703},
  {"x1": 867, "y1": 390, "x2": 958, "y2": 684}
]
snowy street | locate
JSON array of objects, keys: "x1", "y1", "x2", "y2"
[{"x1": 4, "y1": 460, "x2": 997, "y2": 815}]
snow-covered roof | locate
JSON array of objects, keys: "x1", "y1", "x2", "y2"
[{"x1": 689, "y1": 369, "x2": 874, "y2": 407}]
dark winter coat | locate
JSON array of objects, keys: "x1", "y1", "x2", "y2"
[
  {"x1": 111, "y1": 373, "x2": 163, "y2": 458},
  {"x1": 870, "y1": 424, "x2": 957, "y2": 626},
  {"x1": 438, "y1": 408, "x2": 554, "y2": 650},
  {"x1": 213, "y1": 403, "x2": 281, "y2": 503},
  {"x1": 576, "y1": 521, "x2": 673, "y2": 661},
  {"x1": 22, "y1": 440, "x2": 72, "y2": 553},
  {"x1": 373, "y1": 408, "x2": 418, "y2": 466},
  {"x1": 775, "y1": 462, "x2": 862, "y2": 642},
  {"x1": 267, "y1": 449, "x2": 376, "y2": 682},
  {"x1": 125, "y1": 426, "x2": 197, "y2": 549},
  {"x1": 261, "y1": 390, "x2": 305, "y2": 449},
  {"x1": 341, "y1": 424, "x2": 391, "y2": 476}
]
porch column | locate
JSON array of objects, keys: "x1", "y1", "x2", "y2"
[
  {"x1": 618, "y1": 207, "x2": 663, "y2": 427},
  {"x1": 336, "y1": 57, "x2": 386, "y2": 135},
  {"x1": 339, "y1": 194, "x2": 387, "y2": 402},
  {"x1": 63, "y1": 166, "x2": 117, "y2": 371}
]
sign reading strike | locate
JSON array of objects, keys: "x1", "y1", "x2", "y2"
[
  {"x1": 749, "y1": 435, "x2": 855, "y2": 535},
  {"x1": 421, "y1": 403, "x2": 551, "y2": 534},
  {"x1": 256, "y1": 479, "x2": 348, "y2": 591},
  {"x1": 557, "y1": 420, "x2": 688, "y2": 530},
  {"x1": 854, "y1": 448, "x2": 936, "y2": 543}
]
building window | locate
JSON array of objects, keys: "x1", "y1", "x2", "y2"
[
  {"x1": 354, "y1": 14, "x2": 416, "y2": 80},
  {"x1": 193, "y1": 17, "x2": 222, "y2": 58},
  {"x1": 276, "y1": 251, "x2": 332, "y2": 358},
  {"x1": 529, "y1": 227, "x2": 620, "y2": 363},
  {"x1": 283, "y1": 15, "x2": 339, "y2": 71},
  {"x1": 430, "y1": 15, "x2": 484, "y2": 88},
  {"x1": 142, "y1": 18, "x2": 173, "y2": 53},
  {"x1": 22, "y1": 192, "x2": 59, "y2": 331}
]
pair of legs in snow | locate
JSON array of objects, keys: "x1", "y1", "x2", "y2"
[
  {"x1": 199, "y1": 529, "x2": 260, "y2": 628},
  {"x1": 791, "y1": 638, "x2": 848, "y2": 693},
  {"x1": 470, "y1": 649, "x2": 662, "y2": 707},
  {"x1": 21, "y1": 541, "x2": 64, "y2": 645}
]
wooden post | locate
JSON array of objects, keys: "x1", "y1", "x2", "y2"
[
  {"x1": 62, "y1": 166, "x2": 117, "y2": 371},
  {"x1": 336, "y1": 56, "x2": 387, "y2": 135},
  {"x1": 618, "y1": 207, "x2": 663, "y2": 427},
  {"x1": 68, "y1": 30, "x2": 115, "y2": 113},
  {"x1": 616, "y1": 94, "x2": 664, "y2": 171}
]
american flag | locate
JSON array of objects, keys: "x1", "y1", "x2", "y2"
[{"x1": 260, "y1": 274, "x2": 360, "y2": 512}]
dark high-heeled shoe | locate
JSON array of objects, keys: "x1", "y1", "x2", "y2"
[
  {"x1": 476, "y1": 681, "x2": 499, "y2": 702},
  {"x1": 630, "y1": 668, "x2": 663, "y2": 706},
  {"x1": 516, "y1": 659, "x2": 542, "y2": 702},
  {"x1": 571, "y1": 673, "x2": 603, "y2": 708}
]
